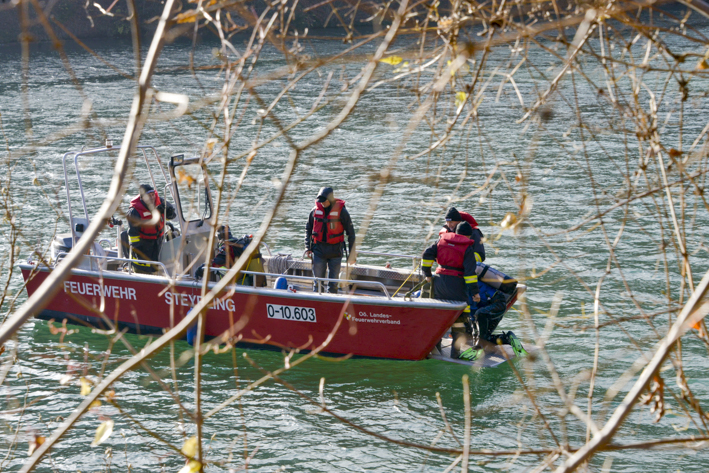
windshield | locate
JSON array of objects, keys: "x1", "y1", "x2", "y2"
[{"x1": 175, "y1": 164, "x2": 211, "y2": 222}]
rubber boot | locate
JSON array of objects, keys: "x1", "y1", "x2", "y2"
[
  {"x1": 450, "y1": 322, "x2": 468, "y2": 359},
  {"x1": 489, "y1": 331, "x2": 528, "y2": 357}
]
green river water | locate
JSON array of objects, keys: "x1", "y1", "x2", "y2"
[{"x1": 1, "y1": 18, "x2": 709, "y2": 472}]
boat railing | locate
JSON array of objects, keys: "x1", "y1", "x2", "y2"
[
  {"x1": 97, "y1": 238, "x2": 113, "y2": 248},
  {"x1": 261, "y1": 242, "x2": 272, "y2": 256},
  {"x1": 209, "y1": 268, "x2": 392, "y2": 299},
  {"x1": 356, "y1": 250, "x2": 420, "y2": 270},
  {"x1": 55, "y1": 252, "x2": 170, "y2": 277}
]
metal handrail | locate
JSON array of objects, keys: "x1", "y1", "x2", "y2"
[
  {"x1": 356, "y1": 250, "x2": 420, "y2": 270},
  {"x1": 61, "y1": 151, "x2": 78, "y2": 244},
  {"x1": 62, "y1": 144, "x2": 170, "y2": 246},
  {"x1": 261, "y1": 242, "x2": 272, "y2": 256},
  {"x1": 140, "y1": 147, "x2": 158, "y2": 193},
  {"x1": 55, "y1": 252, "x2": 169, "y2": 277},
  {"x1": 149, "y1": 147, "x2": 173, "y2": 201},
  {"x1": 206, "y1": 268, "x2": 392, "y2": 299},
  {"x1": 357, "y1": 250, "x2": 419, "y2": 260}
]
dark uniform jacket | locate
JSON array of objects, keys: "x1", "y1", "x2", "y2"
[
  {"x1": 305, "y1": 204, "x2": 356, "y2": 259},
  {"x1": 127, "y1": 200, "x2": 176, "y2": 262},
  {"x1": 421, "y1": 239, "x2": 480, "y2": 301}
]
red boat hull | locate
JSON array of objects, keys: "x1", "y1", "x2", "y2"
[{"x1": 20, "y1": 265, "x2": 464, "y2": 360}]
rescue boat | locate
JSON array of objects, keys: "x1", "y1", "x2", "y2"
[{"x1": 19, "y1": 143, "x2": 525, "y2": 362}]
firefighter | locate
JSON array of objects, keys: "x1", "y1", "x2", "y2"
[
  {"x1": 305, "y1": 187, "x2": 356, "y2": 293},
  {"x1": 126, "y1": 184, "x2": 176, "y2": 274},
  {"x1": 422, "y1": 221, "x2": 481, "y2": 358},
  {"x1": 211, "y1": 225, "x2": 243, "y2": 269},
  {"x1": 439, "y1": 207, "x2": 485, "y2": 262},
  {"x1": 194, "y1": 225, "x2": 266, "y2": 286}
]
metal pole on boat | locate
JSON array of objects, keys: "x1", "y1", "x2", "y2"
[
  {"x1": 343, "y1": 243, "x2": 349, "y2": 291},
  {"x1": 116, "y1": 222, "x2": 123, "y2": 259}
]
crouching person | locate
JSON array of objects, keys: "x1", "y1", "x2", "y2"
[
  {"x1": 467, "y1": 270, "x2": 527, "y2": 358},
  {"x1": 196, "y1": 226, "x2": 266, "y2": 286}
]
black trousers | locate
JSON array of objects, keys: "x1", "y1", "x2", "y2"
[
  {"x1": 473, "y1": 291, "x2": 507, "y2": 342},
  {"x1": 312, "y1": 252, "x2": 342, "y2": 293},
  {"x1": 432, "y1": 274, "x2": 469, "y2": 357},
  {"x1": 131, "y1": 240, "x2": 161, "y2": 274},
  {"x1": 433, "y1": 275, "x2": 508, "y2": 354}
]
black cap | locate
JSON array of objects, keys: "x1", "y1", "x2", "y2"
[
  {"x1": 217, "y1": 225, "x2": 231, "y2": 241},
  {"x1": 456, "y1": 221, "x2": 473, "y2": 236},
  {"x1": 317, "y1": 186, "x2": 334, "y2": 202},
  {"x1": 139, "y1": 184, "x2": 155, "y2": 194},
  {"x1": 445, "y1": 207, "x2": 461, "y2": 221}
]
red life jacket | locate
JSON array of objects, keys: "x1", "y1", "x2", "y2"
[
  {"x1": 312, "y1": 199, "x2": 346, "y2": 245},
  {"x1": 439, "y1": 211, "x2": 478, "y2": 235},
  {"x1": 129, "y1": 192, "x2": 164, "y2": 240},
  {"x1": 435, "y1": 232, "x2": 473, "y2": 277}
]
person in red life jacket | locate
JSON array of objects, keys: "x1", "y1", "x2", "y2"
[
  {"x1": 440, "y1": 207, "x2": 485, "y2": 262},
  {"x1": 304, "y1": 186, "x2": 356, "y2": 293},
  {"x1": 195, "y1": 225, "x2": 266, "y2": 286},
  {"x1": 211, "y1": 225, "x2": 241, "y2": 268},
  {"x1": 126, "y1": 184, "x2": 176, "y2": 274},
  {"x1": 422, "y1": 221, "x2": 482, "y2": 358}
]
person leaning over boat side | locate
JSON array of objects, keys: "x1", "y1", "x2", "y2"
[
  {"x1": 304, "y1": 186, "x2": 356, "y2": 294},
  {"x1": 206, "y1": 225, "x2": 266, "y2": 286},
  {"x1": 421, "y1": 221, "x2": 481, "y2": 359},
  {"x1": 126, "y1": 184, "x2": 176, "y2": 274},
  {"x1": 439, "y1": 207, "x2": 485, "y2": 262}
]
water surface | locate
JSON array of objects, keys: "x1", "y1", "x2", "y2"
[{"x1": 1, "y1": 22, "x2": 709, "y2": 472}]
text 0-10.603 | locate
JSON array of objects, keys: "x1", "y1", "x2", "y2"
[{"x1": 266, "y1": 303, "x2": 316, "y2": 322}]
